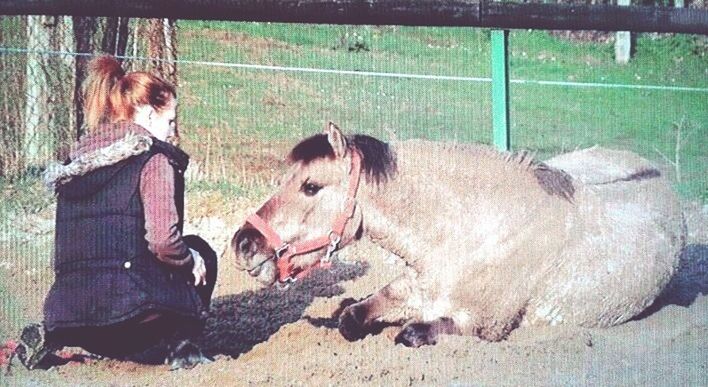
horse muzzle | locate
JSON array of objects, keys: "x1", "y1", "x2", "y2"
[{"x1": 231, "y1": 227, "x2": 277, "y2": 284}]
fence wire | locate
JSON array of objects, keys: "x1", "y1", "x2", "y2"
[
  {"x1": 0, "y1": 16, "x2": 705, "y2": 201},
  {"x1": 0, "y1": 16, "x2": 176, "y2": 178}
]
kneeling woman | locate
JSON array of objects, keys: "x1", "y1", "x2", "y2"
[{"x1": 21, "y1": 55, "x2": 217, "y2": 369}]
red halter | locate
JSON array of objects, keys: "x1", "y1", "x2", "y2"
[{"x1": 245, "y1": 150, "x2": 363, "y2": 286}]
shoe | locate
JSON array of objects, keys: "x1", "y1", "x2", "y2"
[
  {"x1": 166, "y1": 340, "x2": 212, "y2": 370},
  {"x1": 16, "y1": 323, "x2": 59, "y2": 370},
  {"x1": 122, "y1": 340, "x2": 170, "y2": 365}
]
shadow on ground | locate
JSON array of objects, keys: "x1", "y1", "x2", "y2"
[
  {"x1": 634, "y1": 244, "x2": 708, "y2": 321},
  {"x1": 195, "y1": 260, "x2": 368, "y2": 358}
]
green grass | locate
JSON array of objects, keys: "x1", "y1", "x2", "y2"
[
  {"x1": 0, "y1": 278, "x2": 19, "y2": 339},
  {"x1": 186, "y1": 178, "x2": 270, "y2": 199},
  {"x1": 175, "y1": 21, "x2": 706, "y2": 201},
  {"x1": 0, "y1": 235, "x2": 54, "y2": 340},
  {"x1": 0, "y1": 174, "x2": 54, "y2": 221},
  {"x1": 0, "y1": 20, "x2": 705, "y2": 202}
]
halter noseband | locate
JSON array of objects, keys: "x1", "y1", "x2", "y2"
[{"x1": 245, "y1": 149, "x2": 362, "y2": 287}]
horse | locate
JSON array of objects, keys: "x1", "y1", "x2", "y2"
[{"x1": 230, "y1": 122, "x2": 685, "y2": 347}]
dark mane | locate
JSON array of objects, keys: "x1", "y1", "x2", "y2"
[{"x1": 287, "y1": 134, "x2": 397, "y2": 184}]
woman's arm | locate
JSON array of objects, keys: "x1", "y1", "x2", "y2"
[{"x1": 140, "y1": 154, "x2": 193, "y2": 267}]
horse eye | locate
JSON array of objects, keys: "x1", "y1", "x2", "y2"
[{"x1": 301, "y1": 182, "x2": 322, "y2": 197}]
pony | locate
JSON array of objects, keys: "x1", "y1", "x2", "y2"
[{"x1": 231, "y1": 122, "x2": 685, "y2": 347}]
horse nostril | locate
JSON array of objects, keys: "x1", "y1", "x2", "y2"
[
  {"x1": 238, "y1": 236, "x2": 252, "y2": 254},
  {"x1": 233, "y1": 227, "x2": 263, "y2": 257}
]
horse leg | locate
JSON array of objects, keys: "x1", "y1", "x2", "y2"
[
  {"x1": 338, "y1": 272, "x2": 418, "y2": 341},
  {"x1": 395, "y1": 300, "x2": 528, "y2": 347}
]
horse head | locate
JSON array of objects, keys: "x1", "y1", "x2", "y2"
[{"x1": 232, "y1": 122, "x2": 395, "y2": 287}]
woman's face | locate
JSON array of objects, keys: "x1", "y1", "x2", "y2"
[{"x1": 135, "y1": 97, "x2": 177, "y2": 141}]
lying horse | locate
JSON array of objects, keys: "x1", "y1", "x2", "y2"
[{"x1": 231, "y1": 122, "x2": 685, "y2": 347}]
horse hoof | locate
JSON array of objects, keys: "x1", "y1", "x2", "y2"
[
  {"x1": 394, "y1": 323, "x2": 437, "y2": 347},
  {"x1": 338, "y1": 305, "x2": 369, "y2": 341}
]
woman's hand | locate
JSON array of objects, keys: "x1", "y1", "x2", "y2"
[{"x1": 189, "y1": 248, "x2": 207, "y2": 286}]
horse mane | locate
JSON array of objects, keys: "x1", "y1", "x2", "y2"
[
  {"x1": 287, "y1": 134, "x2": 397, "y2": 184},
  {"x1": 433, "y1": 142, "x2": 575, "y2": 201},
  {"x1": 288, "y1": 135, "x2": 572, "y2": 200},
  {"x1": 500, "y1": 148, "x2": 575, "y2": 201}
]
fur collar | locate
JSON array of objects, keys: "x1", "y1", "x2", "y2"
[{"x1": 44, "y1": 132, "x2": 153, "y2": 191}]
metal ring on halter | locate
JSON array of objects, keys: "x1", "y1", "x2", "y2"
[
  {"x1": 324, "y1": 231, "x2": 341, "y2": 262},
  {"x1": 328, "y1": 231, "x2": 341, "y2": 246},
  {"x1": 275, "y1": 243, "x2": 290, "y2": 259}
]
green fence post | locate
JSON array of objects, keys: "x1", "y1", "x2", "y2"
[{"x1": 491, "y1": 29, "x2": 510, "y2": 151}]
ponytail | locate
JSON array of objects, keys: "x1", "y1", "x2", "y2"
[
  {"x1": 82, "y1": 55, "x2": 176, "y2": 132},
  {"x1": 82, "y1": 55, "x2": 125, "y2": 132}
]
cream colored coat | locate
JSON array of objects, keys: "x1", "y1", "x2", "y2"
[{"x1": 233, "y1": 125, "x2": 685, "y2": 343}]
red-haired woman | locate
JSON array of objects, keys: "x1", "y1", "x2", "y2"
[{"x1": 19, "y1": 55, "x2": 217, "y2": 370}]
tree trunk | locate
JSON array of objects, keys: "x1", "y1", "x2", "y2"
[
  {"x1": 101, "y1": 16, "x2": 119, "y2": 55},
  {"x1": 53, "y1": 16, "x2": 75, "y2": 161},
  {"x1": 116, "y1": 17, "x2": 130, "y2": 58},
  {"x1": 23, "y1": 16, "x2": 75, "y2": 166},
  {"x1": 72, "y1": 16, "x2": 96, "y2": 139},
  {"x1": 23, "y1": 15, "x2": 52, "y2": 167},
  {"x1": 0, "y1": 16, "x2": 25, "y2": 178},
  {"x1": 147, "y1": 18, "x2": 178, "y2": 86}
]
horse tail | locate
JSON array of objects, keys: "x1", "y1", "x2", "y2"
[{"x1": 544, "y1": 145, "x2": 662, "y2": 186}]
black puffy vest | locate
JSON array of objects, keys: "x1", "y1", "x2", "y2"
[{"x1": 43, "y1": 140, "x2": 202, "y2": 331}]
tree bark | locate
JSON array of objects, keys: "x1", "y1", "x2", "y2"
[
  {"x1": 23, "y1": 15, "x2": 52, "y2": 167},
  {"x1": 147, "y1": 18, "x2": 178, "y2": 86},
  {"x1": 116, "y1": 17, "x2": 130, "y2": 58},
  {"x1": 0, "y1": 16, "x2": 25, "y2": 178},
  {"x1": 72, "y1": 16, "x2": 96, "y2": 139}
]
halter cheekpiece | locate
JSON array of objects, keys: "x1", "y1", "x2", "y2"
[{"x1": 245, "y1": 149, "x2": 363, "y2": 288}]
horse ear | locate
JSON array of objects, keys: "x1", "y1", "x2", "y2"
[{"x1": 324, "y1": 121, "x2": 347, "y2": 158}]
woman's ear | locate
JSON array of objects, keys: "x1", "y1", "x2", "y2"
[{"x1": 324, "y1": 121, "x2": 347, "y2": 158}]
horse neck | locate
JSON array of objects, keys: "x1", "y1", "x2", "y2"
[{"x1": 356, "y1": 141, "x2": 558, "y2": 262}]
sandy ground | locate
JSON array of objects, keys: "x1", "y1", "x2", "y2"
[{"x1": 1, "y1": 193, "x2": 706, "y2": 386}]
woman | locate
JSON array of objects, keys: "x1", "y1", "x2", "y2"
[{"x1": 19, "y1": 55, "x2": 217, "y2": 370}]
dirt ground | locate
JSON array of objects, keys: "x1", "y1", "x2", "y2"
[{"x1": 1, "y1": 192, "x2": 706, "y2": 386}]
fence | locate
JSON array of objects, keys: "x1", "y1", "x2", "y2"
[
  {"x1": 0, "y1": 10, "x2": 706, "y2": 198},
  {"x1": 0, "y1": 16, "x2": 181, "y2": 177}
]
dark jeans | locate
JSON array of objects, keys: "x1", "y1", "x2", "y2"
[{"x1": 47, "y1": 235, "x2": 218, "y2": 358}]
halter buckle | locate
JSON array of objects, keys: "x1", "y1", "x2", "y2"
[{"x1": 324, "y1": 231, "x2": 341, "y2": 263}]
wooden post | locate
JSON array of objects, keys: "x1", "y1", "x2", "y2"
[
  {"x1": 615, "y1": 0, "x2": 632, "y2": 64},
  {"x1": 492, "y1": 29, "x2": 510, "y2": 151}
]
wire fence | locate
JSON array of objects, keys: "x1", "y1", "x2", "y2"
[
  {"x1": 0, "y1": 16, "x2": 175, "y2": 178},
  {"x1": 0, "y1": 15, "x2": 706, "y2": 198}
]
